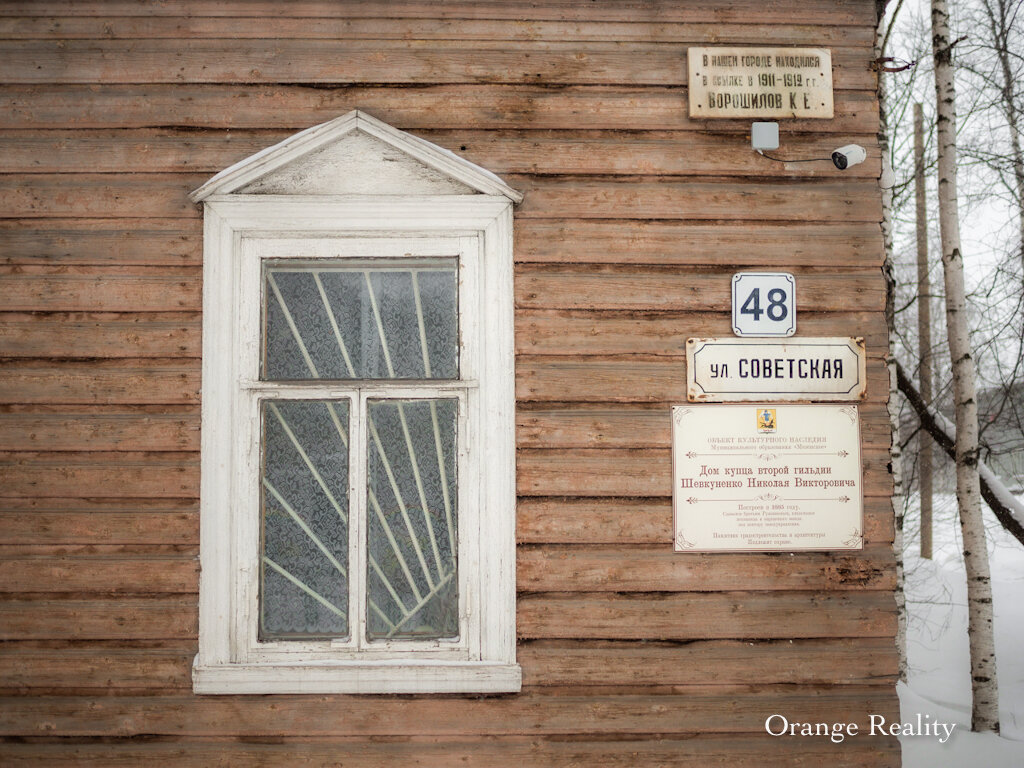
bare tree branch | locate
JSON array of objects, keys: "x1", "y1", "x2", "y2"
[{"x1": 896, "y1": 358, "x2": 1024, "y2": 546}]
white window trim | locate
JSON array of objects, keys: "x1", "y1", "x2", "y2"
[{"x1": 194, "y1": 195, "x2": 519, "y2": 694}]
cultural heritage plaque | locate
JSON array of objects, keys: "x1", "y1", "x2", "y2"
[
  {"x1": 672, "y1": 404, "x2": 863, "y2": 552},
  {"x1": 688, "y1": 47, "x2": 834, "y2": 118},
  {"x1": 687, "y1": 337, "x2": 866, "y2": 402}
]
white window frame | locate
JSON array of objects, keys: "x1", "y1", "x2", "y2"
[{"x1": 193, "y1": 196, "x2": 518, "y2": 694}]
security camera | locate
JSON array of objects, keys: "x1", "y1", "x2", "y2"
[{"x1": 831, "y1": 144, "x2": 867, "y2": 170}]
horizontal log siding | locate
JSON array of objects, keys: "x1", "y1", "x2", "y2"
[
  {"x1": 2, "y1": 84, "x2": 880, "y2": 133},
  {"x1": 0, "y1": 129, "x2": 883, "y2": 178},
  {"x1": 0, "y1": 739, "x2": 900, "y2": 768},
  {"x1": 0, "y1": 2, "x2": 897, "y2": 766}
]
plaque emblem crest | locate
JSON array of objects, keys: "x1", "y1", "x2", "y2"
[{"x1": 757, "y1": 407, "x2": 777, "y2": 432}]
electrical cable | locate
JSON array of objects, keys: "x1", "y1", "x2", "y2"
[
  {"x1": 756, "y1": 149, "x2": 896, "y2": 189},
  {"x1": 756, "y1": 150, "x2": 832, "y2": 163}
]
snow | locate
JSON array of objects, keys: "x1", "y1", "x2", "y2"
[{"x1": 900, "y1": 493, "x2": 1024, "y2": 765}]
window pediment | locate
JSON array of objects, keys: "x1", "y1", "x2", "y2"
[{"x1": 189, "y1": 109, "x2": 522, "y2": 202}]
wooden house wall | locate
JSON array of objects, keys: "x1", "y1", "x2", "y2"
[{"x1": 0, "y1": 1, "x2": 900, "y2": 765}]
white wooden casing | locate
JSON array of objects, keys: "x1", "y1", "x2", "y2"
[{"x1": 193, "y1": 114, "x2": 519, "y2": 694}]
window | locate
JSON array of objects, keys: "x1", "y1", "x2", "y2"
[{"x1": 191, "y1": 112, "x2": 520, "y2": 694}]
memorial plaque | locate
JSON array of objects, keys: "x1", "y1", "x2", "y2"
[
  {"x1": 687, "y1": 337, "x2": 866, "y2": 402},
  {"x1": 688, "y1": 47, "x2": 834, "y2": 118},
  {"x1": 672, "y1": 404, "x2": 863, "y2": 552}
]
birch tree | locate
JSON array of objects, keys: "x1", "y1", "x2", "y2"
[
  {"x1": 930, "y1": 0, "x2": 999, "y2": 733},
  {"x1": 959, "y1": 0, "x2": 1024, "y2": 481},
  {"x1": 964, "y1": 0, "x2": 1024, "y2": 278}
]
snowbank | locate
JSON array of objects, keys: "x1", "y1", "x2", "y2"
[{"x1": 900, "y1": 493, "x2": 1024, "y2": 765}]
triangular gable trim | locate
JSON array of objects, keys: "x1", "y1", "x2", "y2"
[{"x1": 189, "y1": 110, "x2": 523, "y2": 204}]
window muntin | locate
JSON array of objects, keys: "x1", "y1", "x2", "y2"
[
  {"x1": 263, "y1": 261, "x2": 458, "y2": 381},
  {"x1": 258, "y1": 394, "x2": 461, "y2": 646},
  {"x1": 365, "y1": 397, "x2": 459, "y2": 640},
  {"x1": 253, "y1": 250, "x2": 469, "y2": 654},
  {"x1": 260, "y1": 398, "x2": 350, "y2": 641}
]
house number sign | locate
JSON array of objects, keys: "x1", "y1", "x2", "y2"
[{"x1": 731, "y1": 272, "x2": 795, "y2": 337}]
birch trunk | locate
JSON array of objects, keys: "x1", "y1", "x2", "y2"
[
  {"x1": 978, "y1": 0, "x2": 1024, "y2": 283},
  {"x1": 876, "y1": 3, "x2": 906, "y2": 682},
  {"x1": 914, "y1": 103, "x2": 934, "y2": 561},
  {"x1": 931, "y1": 0, "x2": 1000, "y2": 733}
]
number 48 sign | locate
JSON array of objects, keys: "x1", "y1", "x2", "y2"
[{"x1": 731, "y1": 272, "x2": 796, "y2": 337}]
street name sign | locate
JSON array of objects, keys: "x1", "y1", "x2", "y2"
[{"x1": 687, "y1": 337, "x2": 867, "y2": 402}]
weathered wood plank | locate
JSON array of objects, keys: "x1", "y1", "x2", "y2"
[
  {"x1": 1, "y1": 267, "x2": 200, "y2": 312},
  {"x1": 0, "y1": 16, "x2": 876, "y2": 45},
  {"x1": 0, "y1": 361, "x2": 199, "y2": 405},
  {"x1": 1, "y1": 129, "x2": 279, "y2": 174},
  {"x1": 0, "y1": 544, "x2": 190, "y2": 556},
  {"x1": 0, "y1": 219, "x2": 201, "y2": 266},
  {"x1": 0, "y1": 314, "x2": 200, "y2": 358},
  {"x1": 516, "y1": 404, "x2": 893, "y2": 448},
  {"x1": 0, "y1": 218, "x2": 883, "y2": 269},
  {"x1": 0, "y1": 498, "x2": 197, "y2": 545},
  {"x1": 0, "y1": 545, "x2": 892, "y2": 595},
  {"x1": 0, "y1": 637, "x2": 897, "y2": 691},
  {"x1": 0, "y1": 737, "x2": 900, "y2": 768},
  {"x1": 515, "y1": 270, "x2": 886, "y2": 312},
  {"x1": 0, "y1": 514, "x2": 197, "y2": 545},
  {"x1": 0, "y1": 495, "x2": 892, "y2": 548},
  {"x1": 517, "y1": 544, "x2": 896, "y2": 591},
  {"x1": 516, "y1": 220, "x2": 884, "y2": 266},
  {"x1": 0, "y1": 555, "x2": 198, "y2": 594},
  {"x1": 0, "y1": 1, "x2": 879, "y2": 26},
  {"x1": 0, "y1": 40, "x2": 875, "y2": 89},
  {"x1": 0, "y1": 446, "x2": 890, "y2": 502},
  {"x1": 0, "y1": 738, "x2": 900, "y2": 768},
  {"x1": 0, "y1": 452, "x2": 198, "y2": 498},
  {"x1": 519, "y1": 637, "x2": 899, "y2": 686},
  {"x1": 1, "y1": 266, "x2": 885, "y2": 314},
  {"x1": 517, "y1": 497, "x2": 895, "y2": 545},
  {"x1": 0, "y1": 688, "x2": 902, "y2": 738},
  {"x1": 517, "y1": 447, "x2": 892, "y2": 497},
  {"x1": 518, "y1": 498, "x2": 685, "y2": 544},
  {"x1": 1, "y1": 310, "x2": 888, "y2": 360},
  {"x1": 0, "y1": 129, "x2": 880, "y2": 179},
  {"x1": 515, "y1": 310, "x2": 889, "y2": 356},
  {"x1": 516, "y1": 357, "x2": 891, "y2": 404},
  {"x1": 0, "y1": 647, "x2": 193, "y2": 692},
  {"x1": 453, "y1": 131, "x2": 881, "y2": 178},
  {"x1": 0, "y1": 598, "x2": 197, "y2": 639},
  {"x1": 0, "y1": 591, "x2": 895, "y2": 642},
  {"x1": 0, "y1": 85, "x2": 880, "y2": 132},
  {"x1": 511, "y1": 177, "x2": 883, "y2": 222},
  {"x1": 0, "y1": 174, "x2": 202, "y2": 219},
  {"x1": 0, "y1": 174, "x2": 882, "y2": 222},
  {"x1": 0, "y1": 358, "x2": 885, "y2": 409},
  {"x1": 0, "y1": 408, "x2": 199, "y2": 451},
  {"x1": 518, "y1": 591, "x2": 897, "y2": 639}
]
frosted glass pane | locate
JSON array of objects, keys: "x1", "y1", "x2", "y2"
[
  {"x1": 260, "y1": 399, "x2": 349, "y2": 640},
  {"x1": 264, "y1": 262, "x2": 457, "y2": 380},
  {"x1": 365, "y1": 398, "x2": 458, "y2": 640}
]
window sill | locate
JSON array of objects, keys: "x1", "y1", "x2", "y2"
[{"x1": 193, "y1": 658, "x2": 522, "y2": 695}]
